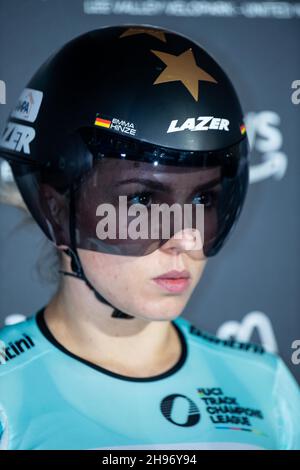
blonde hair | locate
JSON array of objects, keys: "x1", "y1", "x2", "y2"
[
  {"x1": 0, "y1": 169, "x2": 28, "y2": 212},
  {"x1": 0, "y1": 166, "x2": 61, "y2": 285}
]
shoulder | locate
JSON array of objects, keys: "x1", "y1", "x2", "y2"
[
  {"x1": 0, "y1": 311, "x2": 50, "y2": 377},
  {"x1": 176, "y1": 317, "x2": 300, "y2": 449},
  {"x1": 174, "y1": 315, "x2": 279, "y2": 372},
  {"x1": 0, "y1": 315, "x2": 42, "y2": 449}
]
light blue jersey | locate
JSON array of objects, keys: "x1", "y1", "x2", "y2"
[{"x1": 0, "y1": 307, "x2": 299, "y2": 450}]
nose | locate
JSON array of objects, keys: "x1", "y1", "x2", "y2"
[{"x1": 160, "y1": 228, "x2": 203, "y2": 254}]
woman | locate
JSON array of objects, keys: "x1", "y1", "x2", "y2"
[{"x1": 0, "y1": 24, "x2": 299, "y2": 450}]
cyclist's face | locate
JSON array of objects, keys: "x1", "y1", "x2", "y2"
[
  {"x1": 52, "y1": 159, "x2": 221, "y2": 320},
  {"x1": 74, "y1": 238, "x2": 207, "y2": 322}
]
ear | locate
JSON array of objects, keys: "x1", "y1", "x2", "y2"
[{"x1": 39, "y1": 184, "x2": 71, "y2": 246}]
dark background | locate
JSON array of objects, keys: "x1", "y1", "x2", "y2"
[{"x1": 0, "y1": 0, "x2": 299, "y2": 382}]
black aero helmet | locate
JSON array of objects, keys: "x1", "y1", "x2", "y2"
[{"x1": 0, "y1": 25, "x2": 249, "y2": 314}]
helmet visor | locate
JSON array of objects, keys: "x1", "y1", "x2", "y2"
[{"x1": 10, "y1": 128, "x2": 249, "y2": 258}]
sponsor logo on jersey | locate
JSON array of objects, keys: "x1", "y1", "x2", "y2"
[
  {"x1": 159, "y1": 386, "x2": 266, "y2": 438},
  {"x1": 189, "y1": 324, "x2": 265, "y2": 354},
  {"x1": 160, "y1": 394, "x2": 201, "y2": 427},
  {"x1": 11, "y1": 88, "x2": 43, "y2": 123},
  {"x1": 94, "y1": 114, "x2": 137, "y2": 136},
  {"x1": 0, "y1": 334, "x2": 35, "y2": 365},
  {"x1": 167, "y1": 116, "x2": 230, "y2": 133},
  {"x1": 197, "y1": 387, "x2": 266, "y2": 436},
  {"x1": 0, "y1": 122, "x2": 36, "y2": 155}
]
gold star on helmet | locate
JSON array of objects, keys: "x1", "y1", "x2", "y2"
[
  {"x1": 151, "y1": 48, "x2": 217, "y2": 101},
  {"x1": 119, "y1": 27, "x2": 167, "y2": 42}
]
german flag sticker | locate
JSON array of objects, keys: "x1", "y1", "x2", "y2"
[
  {"x1": 240, "y1": 123, "x2": 246, "y2": 135},
  {"x1": 94, "y1": 116, "x2": 111, "y2": 128}
]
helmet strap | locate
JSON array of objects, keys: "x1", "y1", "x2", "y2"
[{"x1": 58, "y1": 184, "x2": 134, "y2": 320}]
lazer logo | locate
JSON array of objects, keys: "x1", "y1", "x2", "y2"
[
  {"x1": 167, "y1": 116, "x2": 230, "y2": 133},
  {"x1": 0, "y1": 122, "x2": 35, "y2": 154},
  {"x1": 0, "y1": 335, "x2": 35, "y2": 365}
]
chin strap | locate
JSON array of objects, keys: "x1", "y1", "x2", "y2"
[{"x1": 58, "y1": 183, "x2": 134, "y2": 320}]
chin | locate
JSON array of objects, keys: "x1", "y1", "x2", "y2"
[
  {"x1": 118, "y1": 293, "x2": 189, "y2": 321},
  {"x1": 135, "y1": 306, "x2": 184, "y2": 322}
]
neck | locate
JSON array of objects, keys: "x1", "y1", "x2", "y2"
[{"x1": 43, "y1": 277, "x2": 182, "y2": 379}]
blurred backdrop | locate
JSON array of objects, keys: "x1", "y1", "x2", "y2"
[{"x1": 0, "y1": 0, "x2": 299, "y2": 382}]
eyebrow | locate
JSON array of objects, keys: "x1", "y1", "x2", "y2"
[{"x1": 116, "y1": 177, "x2": 221, "y2": 192}]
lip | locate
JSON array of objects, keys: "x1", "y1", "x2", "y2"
[
  {"x1": 154, "y1": 270, "x2": 191, "y2": 280},
  {"x1": 152, "y1": 270, "x2": 191, "y2": 293}
]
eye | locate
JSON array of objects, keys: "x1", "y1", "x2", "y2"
[
  {"x1": 192, "y1": 192, "x2": 214, "y2": 208},
  {"x1": 128, "y1": 191, "x2": 153, "y2": 207}
]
